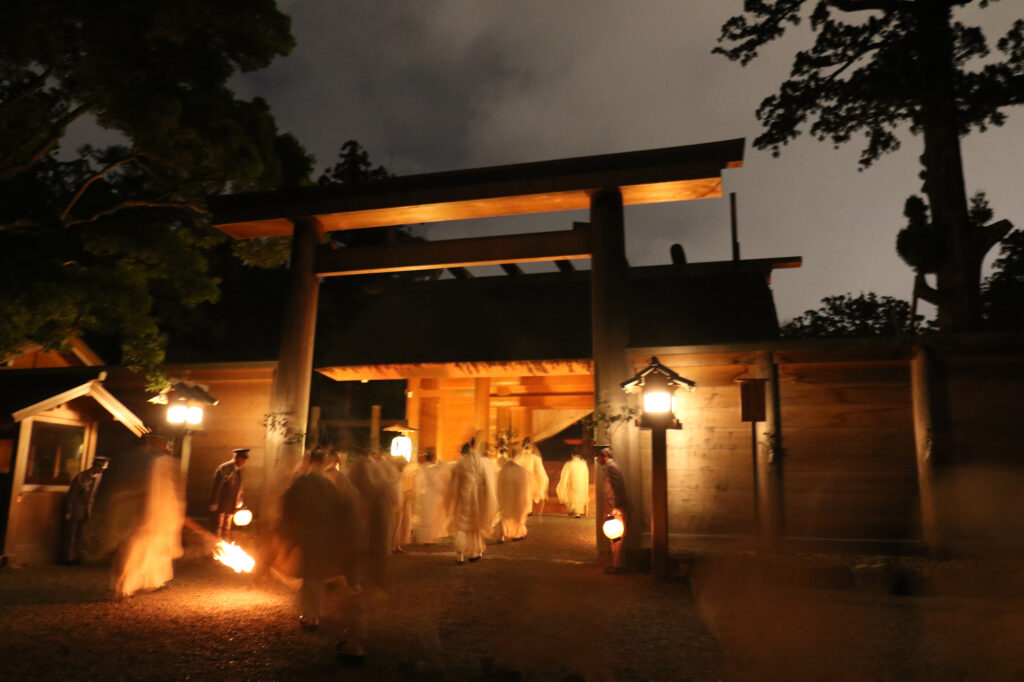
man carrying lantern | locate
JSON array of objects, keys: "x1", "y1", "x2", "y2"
[
  {"x1": 210, "y1": 448, "x2": 248, "y2": 540},
  {"x1": 595, "y1": 443, "x2": 630, "y2": 574}
]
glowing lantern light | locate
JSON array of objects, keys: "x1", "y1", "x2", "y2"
[
  {"x1": 213, "y1": 540, "x2": 255, "y2": 573},
  {"x1": 391, "y1": 434, "x2": 412, "y2": 461},
  {"x1": 233, "y1": 508, "x2": 253, "y2": 527},
  {"x1": 167, "y1": 403, "x2": 188, "y2": 424},
  {"x1": 643, "y1": 389, "x2": 673, "y2": 414},
  {"x1": 602, "y1": 515, "x2": 624, "y2": 541},
  {"x1": 185, "y1": 405, "x2": 204, "y2": 425}
]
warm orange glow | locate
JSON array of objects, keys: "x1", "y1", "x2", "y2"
[
  {"x1": 213, "y1": 540, "x2": 255, "y2": 573},
  {"x1": 167, "y1": 404, "x2": 187, "y2": 424},
  {"x1": 603, "y1": 516, "x2": 624, "y2": 541},
  {"x1": 233, "y1": 509, "x2": 253, "y2": 527}
]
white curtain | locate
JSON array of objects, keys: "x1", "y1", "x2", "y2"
[{"x1": 530, "y1": 409, "x2": 591, "y2": 444}]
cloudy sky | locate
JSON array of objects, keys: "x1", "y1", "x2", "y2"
[{"x1": 230, "y1": 0, "x2": 1024, "y2": 323}]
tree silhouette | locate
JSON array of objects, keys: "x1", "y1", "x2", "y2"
[
  {"x1": 716, "y1": 0, "x2": 1021, "y2": 332},
  {"x1": 0, "y1": 1, "x2": 309, "y2": 386}
]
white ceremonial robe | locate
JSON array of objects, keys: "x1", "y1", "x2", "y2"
[
  {"x1": 447, "y1": 451, "x2": 496, "y2": 560},
  {"x1": 556, "y1": 455, "x2": 590, "y2": 517},
  {"x1": 514, "y1": 448, "x2": 549, "y2": 506},
  {"x1": 415, "y1": 462, "x2": 452, "y2": 544},
  {"x1": 497, "y1": 460, "x2": 531, "y2": 540},
  {"x1": 114, "y1": 455, "x2": 184, "y2": 598}
]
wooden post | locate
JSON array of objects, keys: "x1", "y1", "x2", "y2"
[
  {"x1": 308, "y1": 406, "x2": 321, "y2": 448},
  {"x1": 406, "y1": 378, "x2": 421, "y2": 456},
  {"x1": 650, "y1": 425, "x2": 669, "y2": 578},
  {"x1": 754, "y1": 351, "x2": 784, "y2": 550},
  {"x1": 589, "y1": 187, "x2": 636, "y2": 566},
  {"x1": 911, "y1": 345, "x2": 943, "y2": 554},
  {"x1": 263, "y1": 217, "x2": 321, "y2": 528},
  {"x1": 370, "y1": 404, "x2": 381, "y2": 454},
  {"x1": 474, "y1": 377, "x2": 490, "y2": 453}
]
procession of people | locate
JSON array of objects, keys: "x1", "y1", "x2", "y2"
[{"x1": 61, "y1": 429, "x2": 612, "y2": 666}]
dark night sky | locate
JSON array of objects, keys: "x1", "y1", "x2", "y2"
[{"x1": 226, "y1": 1, "x2": 1018, "y2": 322}]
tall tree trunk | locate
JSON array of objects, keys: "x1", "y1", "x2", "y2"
[{"x1": 917, "y1": 3, "x2": 978, "y2": 332}]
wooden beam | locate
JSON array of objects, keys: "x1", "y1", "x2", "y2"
[
  {"x1": 500, "y1": 263, "x2": 523, "y2": 276},
  {"x1": 316, "y1": 359, "x2": 594, "y2": 381},
  {"x1": 210, "y1": 139, "x2": 745, "y2": 239},
  {"x1": 314, "y1": 228, "x2": 591, "y2": 277},
  {"x1": 490, "y1": 394, "x2": 594, "y2": 409}
]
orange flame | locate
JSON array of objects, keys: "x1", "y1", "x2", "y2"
[{"x1": 213, "y1": 540, "x2": 255, "y2": 573}]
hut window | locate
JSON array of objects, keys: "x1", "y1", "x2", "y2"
[{"x1": 25, "y1": 421, "x2": 86, "y2": 486}]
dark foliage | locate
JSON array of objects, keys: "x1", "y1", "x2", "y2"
[{"x1": 716, "y1": 1, "x2": 1022, "y2": 331}]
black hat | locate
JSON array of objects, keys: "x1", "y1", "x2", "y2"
[
  {"x1": 232, "y1": 448, "x2": 250, "y2": 458},
  {"x1": 92, "y1": 456, "x2": 110, "y2": 469},
  {"x1": 593, "y1": 443, "x2": 612, "y2": 451}
]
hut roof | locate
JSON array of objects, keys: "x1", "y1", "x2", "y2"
[{"x1": 0, "y1": 368, "x2": 149, "y2": 436}]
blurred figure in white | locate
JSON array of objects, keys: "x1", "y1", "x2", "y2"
[
  {"x1": 113, "y1": 437, "x2": 184, "y2": 598},
  {"x1": 496, "y1": 456, "x2": 530, "y2": 542},
  {"x1": 414, "y1": 450, "x2": 450, "y2": 544},
  {"x1": 393, "y1": 453, "x2": 420, "y2": 552},
  {"x1": 515, "y1": 437, "x2": 549, "y2": 517},
  {"x1": 348, "y1": 451, "x2": 400, "y2": 589},
  {"x1": 447, "y1": 442, "x2": 496, "y2": 564},
  {"x1": 556, "y1": 450, "x2": 590, "y2": 518}
]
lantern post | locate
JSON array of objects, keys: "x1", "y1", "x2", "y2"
[{"x1": 621, "y1": 357, "x2": 694, "y2": 579}]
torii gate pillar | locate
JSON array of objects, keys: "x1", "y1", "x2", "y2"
[
  {"x1": 589, "y1": 188, "x2": 641, "y2": 567},
  {"x1": 263, "y1": 217, "x2": 321, "y2": 525}
]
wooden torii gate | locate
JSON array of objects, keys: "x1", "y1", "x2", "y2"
[{"x1": 210, "y1": 138, "x2": 744, "y2": 564}]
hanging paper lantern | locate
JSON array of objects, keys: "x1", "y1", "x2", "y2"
[
  {"x1": 391, "y1": 434, "x2": 412, "y2": 461},
  {"x1": 602, "y1": 515, "x2": 624, "y2": 541},
  {"x1": 233, "y1": 508, "x2": 253, "y2": 527}
]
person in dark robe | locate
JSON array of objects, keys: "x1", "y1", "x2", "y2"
[
  {"x1": 209, "y1": 448, "x2": 248, "y2": 540},
  {"x1": 62, "y1": 456, "x2": 109, "y2": 564},
  {"x1": 595, "y1": 444, "x2": 630, "y2": 574}
]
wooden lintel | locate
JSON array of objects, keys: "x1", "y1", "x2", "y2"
[
  {"x1": 210, "y1": 139, "x2": 744, "y2": 239},
  {"x1": 315, "y1": 228, "x2": 592, "y2": 277},
  {"x1": 316, "y1": 359, "x2": 594, "y2": 381}
]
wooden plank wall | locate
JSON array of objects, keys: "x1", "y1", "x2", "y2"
[
  {"x1": 645, "y1": 337, "x2": 1024, "y2": 553},
  {"x1": 182, "y1": 374, "x2": 273, "y2": 518},
  {"x1": 777, "y1": 360, "x2": 919, "y2": 542},
  {"x1": 638, "y1": 364, "x2": 754, "y2": 536},
  {"x1": 939, "y1": 354, "x2": 1024, "y2": 546}
]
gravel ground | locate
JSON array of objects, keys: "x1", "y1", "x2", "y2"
[{"x1": 1, "y1": 516, "x2": 1022, "y2": 681}]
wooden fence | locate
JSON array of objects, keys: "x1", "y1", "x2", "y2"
[{"x1": 631, "y1": 332, "x2": 1024, "y2": 555}]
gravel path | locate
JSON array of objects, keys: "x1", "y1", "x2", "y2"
[{"x1": 2, "y1": 515, "x2": 1022, "y2": 681}]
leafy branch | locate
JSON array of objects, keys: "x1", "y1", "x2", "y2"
[
  {"x1": 261, "y1": 410, "x2": 306, "y2": 445},
  {"x1": 577, "y1": 400, "x2": 639, "y2": 441}
]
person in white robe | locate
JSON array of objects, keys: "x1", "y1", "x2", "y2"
[
  {"x1": 393, "y1": 455, "x2": 419, "y2": 551},
  {"x1": 556, "y1": 451, "x2": 590, "y2": 518},
  {"x1": 347, "y1": 452, "x2": 400, "y2": 589},
  {"x1": 515, "y1": 437, "x2": 549, "y2": 517},
  {"x1": 447, "y1": 442, "x2": 496, "y2": 564},
  {"x1": 414, "y1": 451, "x2": 451, "y2": 544},
  {"x1": 496, "y1": 458, "x2": 530, "y2": 541},
  {"x1": 113, "y1": 450, "x2": 184, "y2": 598}
]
